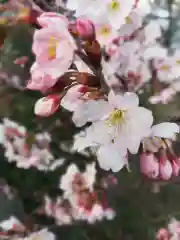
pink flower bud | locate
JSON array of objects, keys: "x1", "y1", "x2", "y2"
[
  {"x1": 14, "y1": 56, "x2": 28, "y2": 66},
  {"x1": 156, "y1": 228, "x2": 170, "y2": 240},
  {"x1": 159, "y1": 159, "x2": 172, "y2": 180},
  {"x1": 172, "y1": 160, "x2": 180, "y2": 176},
  {"x1": 76, "y1": 18, "x2": 95, "y2": 39},
  {"x1": 140, "y1": 153, "x2": 159, "y2": 179},
  {"x1": 34, "y1": 94, "x2": 60, "y2": 117}
]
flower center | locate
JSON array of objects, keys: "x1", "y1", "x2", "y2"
[
  {"x1": 48, "y1": 36, "x2": 58, "y2": 59},
  {"x1": 99, "y1": 26, "x2": 111, "y2": 36},
  {"x1": 176, "y1": 60, "x2": 180, "y2": 64},
  {"x1": 160, "y1": 65, "x2": 170, "y2": 71},
  {"x1": 125, "y1": 16, "x2": 132, "y2": 24},
  {"x1": 108, "y1": 0, "x2": 120, "y2": 12},
  {"x1": 108, "y1": 109, "x2": 125, "y2": 126}
]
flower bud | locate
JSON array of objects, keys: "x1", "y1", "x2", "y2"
[
  {"x1": 76, "y1": 18, "x2": 95, "y2": 39},
  {"x1": 140, "y1": 153, "x2": 159, "y2": 179},
  {"x1": 14, "y1": 56, "x2": 28, "y2": 66},
  {"x1": 159, "y1": 158, "x2": 172, "y2": 180},
  {"x1": 172, "y1": 160, "x2": 180, "y2": 176},
  {"x1": 156, "y1": 228, "x2": 170, "y2": 240},
  {"x1": 34, "y1": 94, "x2": 60, "y2": 117}
]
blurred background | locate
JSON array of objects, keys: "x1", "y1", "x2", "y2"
[{"x1": 1, "y1": 0, "x2": 180, "y2": 239}]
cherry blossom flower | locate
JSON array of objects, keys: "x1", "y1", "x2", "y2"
[
  {"x1": 59, "y1": 163, "x2": 96, "y2": 198},
  {"x1": 149, "y1": 88, "x2": 176, "y2": 105},
  {"x1": 67, "y1": 0, "x2": 135, "y2": 30},
  {"x1": 19, "y1": 2, "x2": 180, "y2": 236},
  {"x1": 168, "y1": 218, "x2": 180, "y2": 238},
  {"x1": 142, "y1": 122, "x2": 179, "y2": 153},
  {"x1": 73, "y1": 90, "x2": 153, "y2": 154},
  {"x1": 116, "y1": 9, "x2": 143, "y2": 38},
  {"x1": 141, "y1": 122, "x2": 180, "y2": 180},
  {"x1": 95, "y1": 23, "x2": 118, "y2": 46},
  {"x1": 0, "y1": 216, "x2": 24, "y2": 232},
  {"x1": 156, "y1": 228, "x2": 170, "y2": 240},
  {"x1": 32, "y1": 26, "x2": 76, "y2": 79},
  {"x1": 153, "y1": 51, "x2": 180, "y2": 83},
  {"x1": 0, "y1": 118, "x2": 63, "y2": 171}
]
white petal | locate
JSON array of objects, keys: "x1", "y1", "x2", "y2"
[
  {"x1": 72, "y1": 100, "x2": 111, "y2": 127},
  {"x1": 151, "y1": 122, "x2": 179, "y2": 138},
  {"x1": 127, "y1": 136, "x2": 141, "y2": 154},
  {"x1": 0, "y1": 124, "x2": 5, "y2": 144},
  {"x1": 85, "y1": 100, "x2": 112, "y2": 120},
  {"x1": 97, "y1": 143, "x2": 127, "y2": 172},
  {"x1": 108, "y1": 91, "x2": 139, "y2": 109}
]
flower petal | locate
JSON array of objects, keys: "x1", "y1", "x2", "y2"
[
  {"x1": 151, "y1": 122, "x2": 179, "y2": 138},
  {"x1": 97, "y1": 143, "x2": 127, "y2": 172}
]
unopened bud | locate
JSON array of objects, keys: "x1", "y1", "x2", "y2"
[
  {"x1": 76, "y1": 18, "x2": 95, "y2": 39},
  {"x1": 34, "y1": 94, "x2": 60, "y2": 117}
]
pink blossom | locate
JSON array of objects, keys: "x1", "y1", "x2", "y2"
[
  {"x1": 156, "y1": 228, "x2": 170, "y2": 240},
  {"x1": 34, "y1": 94, "x2": 61, "y2": 117},
  {"x1": 32, "y1": 26, "x2": 76, "y2": 79},
  {"x1": 140, "y1": 153, "x2": 159, "y2": 179}
]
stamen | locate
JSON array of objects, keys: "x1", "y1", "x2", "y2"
[
  {"x1": 107, "y1": 109, "x2": 125, "y2": 126},
  {"x1": 48, "y1": 37, "x2": 58, "y2": 59},
  {"x1": 108, "y1": 0, "x2": 120, "y2": 12},
  {"x1": 160, "y1": 65, "x2": 170, "y2": 71},
  {"x1": 125, "y1": 16, "x2": 132, "y2": 24},
  {"x1": 100, "y1": 26, "x2": 111, "y2": 36}
]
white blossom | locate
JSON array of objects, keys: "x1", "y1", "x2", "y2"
[{"x1": 73, "y1": 91, "x2": 153, "y2": 154}]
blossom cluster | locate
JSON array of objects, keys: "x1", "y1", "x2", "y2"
[
  {"x1": 41, "y1": 163, "x2": 115, "y2": 225},
  {"x1": 0, "y1": 163, "x2": 116, "y2": 238},
  {"x1": 0, "y1": 118, "x2": 65, "y2": 171},
  {"x1": 0, "y1": 117, "x2": 116, "y2": 236},
  {"x1": 26, "y1": 0, "x2": 180, "y2": 177},
  {"x1": 2, "y1": 0, "x2": 180, "y2": 239},
  {"x1": 156, "y1": 218, "x2": 180, "y2": 240},
  {"x1": 0, "y1": 218, "x2": 55, "y2": 240}
]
